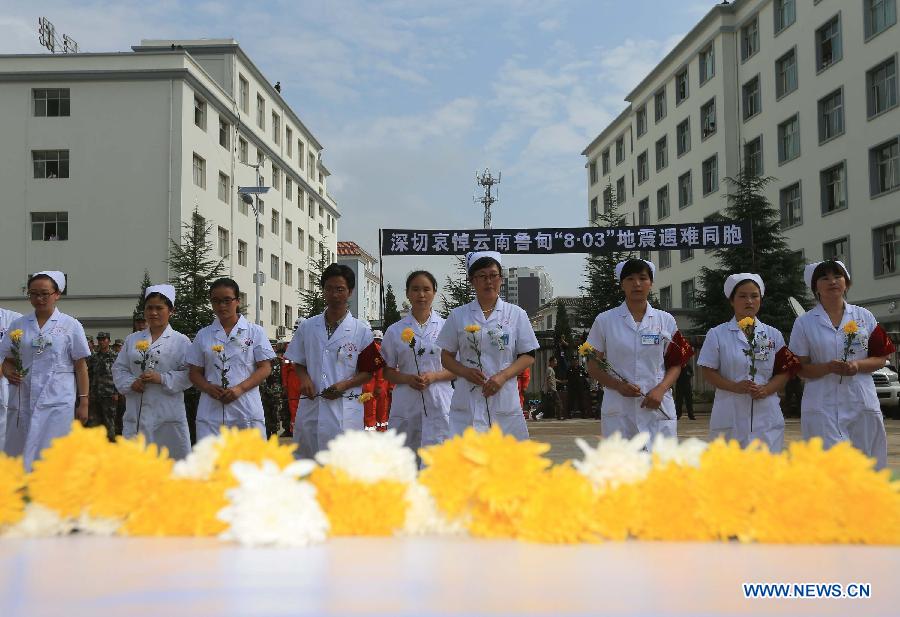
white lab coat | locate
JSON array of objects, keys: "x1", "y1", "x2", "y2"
[
  {"x1": 436, "y1": 298, "x2": 539, "y2": 440},
  {"x1": 697, "y1": 318, "x2": 786, "y2": 452},
  {"x1": 0, "y1": 308, "x2": 24, "y2": 453},
  {"x1": 381, "y1": 311, "x2": 452, "y2": 452},
  {"x1": 789, "y1": 303, "x2": 887, "y2": 468},
  {"x1": 0, "y1": 309, "x2": 90, "y2": 471},
  {"x1": 186, "y1": 315, "x2": 276, "y2": 440},
  {"x1": 112, "y1": 325, "x2": 193, "y2": 459},
  {"x1": 586, "y1": 302, "x2": 678, "y2": 444},
  {"x1": 284, "y1": 311, "x2": 374, "y2": 458}
]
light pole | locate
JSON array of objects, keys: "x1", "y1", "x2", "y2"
[{"x1": 238, "y1": 164, "x2": 269, "y2": 326}]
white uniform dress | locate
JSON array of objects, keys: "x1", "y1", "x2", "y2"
[
  {"x1": 0, "y1": 308, "x2": 91, "y2": 470},
  {"x1": 285, "y1": 311, "x2": 374, "y2": 458},
  {"x1": 186, "y1": 315, "x2": 276, "y2": 440},
  {"x1": 0, "y1": 308, "x2": 24, "y2": 453},
  {"x1": 381, "y1": 311, "x2": 452, "y2": 452},
  {"x1": 698, "y1": 318, "x2": 786, "y2": 452},
  {"x1": 436, "y1": 298, "x2": 539, "y2": 440},
  {"x1": 789, "y1": 303, "x2": 888, "y2": 468},
  {"x1": 112, "y1": 325, "x2": 193, "y2": 459},
  {"x1": 586, "y1": 302, "x2": 678, "y2": 443}
]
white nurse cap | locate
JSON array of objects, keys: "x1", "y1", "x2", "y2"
[
  {"x1": 145, "y1": 284, "x2": 176, "y2": 307},
  {"x1": 723, "y1": 273, "x2": 765, "y2": 298},
  {"x1": 614, "y1": 259, "x2": 656, "y2": 281},
  {"x1": 31, "y1": 270, "x2": 66, "y2": 292},
  {"x1": 466, "y1": 250, "x2": 502, "y2": 271},
  {"x1": 803, "y1": 260, "x2": 849, "y2": 291}
]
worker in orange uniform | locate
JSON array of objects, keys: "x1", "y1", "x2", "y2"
[
  {"x1": 363, "y1": 330, "x2": 392, "y2": 431},
  {"x1": 517, "y1": 366, "x2": 531, "y2": 420}
]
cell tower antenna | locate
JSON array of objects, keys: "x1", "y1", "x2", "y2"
[
  {"x1": 37, "y1": 17, "x2": 79, "y2": 54},
  {"x1": 475, "y1": 169, "x2": 501, "y2": 229}
]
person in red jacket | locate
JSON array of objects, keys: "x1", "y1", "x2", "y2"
[
  {"x1": 363, "y1": 330, "x2": 392, "y2": 431},
  {"x1": 281, "y1": 355, "x2": 301, "y2": 437},
  {"x1": 517, "y1": 367, "x2": 531, "y2": 420}
]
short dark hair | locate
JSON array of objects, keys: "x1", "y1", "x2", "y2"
[
  {"x1": 810, "y1": 260, "x2": 851, "y2": 293},
  {"x1": 321, "y1": 263, "x2": 355, "y2": 291},
  {"x1": 406, "y1": 270, "x2": 438, "y2": 291},
  {"x1": 619, "y1": 258, "x2": 654, "y2": 282},
  {"x1": 144, "y1": 292, "x2": 174, "y2": 311},
  {"x1": 728, "y1": 278, "x2": 762, "y2": 301},
  {"x1": 467, "y1": 256, "x2": 503, "y2": 277},
  {"x1": 210, "y1": 277, "x2": 240, "y2": 297},
  {"x1": 27, "y1": 273, "x2": 60, "y2": 292}
]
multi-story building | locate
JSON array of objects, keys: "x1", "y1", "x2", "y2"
[
  {"x1": 583, "y1": 0, "x2": 899, "y2": 333},
  {"x1": 0, "y1": 39, "x2": 339, "y2": 340},
  {"x1": 502, "y1": 266, "x2": 554, "y2": 316},
  {"x1": 337, "y1": 241, "x2": 381, "y2": 326}
]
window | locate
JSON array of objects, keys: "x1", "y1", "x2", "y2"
[
  {"x1": 256, "y1": 94, "x2": 265, "y2": 129},
  {"x1": 217, "y1": 227, "x2": 229, "y2": 258},
  {"x1": 272, "y1": 112, "x2": 280, "y2": 144},
  {"x1": 681, "y1": 279, "x2": 696, "y2": 309},
  {"x1": 308, "y1": 234, "x2": 315, "y2": 256},
  {"x1": 654, "y1": 88, "x2": 666, "y2": 122},
  {"x1": 680, "y1": 246, "x2": 694, "y2": 262},
  {"x1": 298, "y1": 140, "x2": 305, "y2": 167},
  {"x1": 776, "y1": 49, "x2": 798, "y2": 98},
  {"x1": 219, "y1": 119, "x2": 230, "y2": 149},
  {"x1": 774, "y1": 0, "x2": 796, "y2": 34},
  {"x1": 615, "y1": 137, "x2": 625, "y2": 164},
  {"x1": 816, "y1": 16, "x2": 842, "y2": 71},
  {"x1": 308, "y1": 194, "x2": 315, "y2": 215},
  {"x1": 239, "y1": 75, "x2": 250, "y2": 113},
  {"x1": 779, "y1": 183, "x2": 802, "y2": 228},
  {"x1": 272, "y1": 166, "x2": 281, "y2": 191},
  {"x1": 319, "y1": 223, "x2": 324, "y2": 236},
  {"x1": 637, "y1": 198, "x2": 650, "y2": 226},
  {"x1": 218, "y1": 172, "x2": 230, "y2": 203},
  {"x1": 636, "y1": 106, "x2": 647, "y2": 137},
  {"x1": 33, "y1": 88, "x2": 70, "y2": 116},
  {"x1": 678, "y1": 171, "x2": 692, "y2": 209},
  {"x1": 870, "y1": 137, "x2": 900, "y2": 195},
  {"x1": 659, "y1": 285, "x2": 672, "y2": 310},
  {"x1": 285, "y1": 262, "x2": 293, "y2": 287},
  {"x1": 318, "y1": 204, "x2": 324, "y2": 218},
  {"x1": 258, "y1": 222, "x2": 264, "y2": 238},
  {"x1": 603, "y1": 186, "x2": 613, "y2": 213},
  {"x1": 271, "y1": 301, "x2": 279, "y2": 326},
  {"x1": 298, "y1": 189, "x2": 304, "y2": 211},
  {"x1": 308, "y1": 273, "x2": 316, "y2": 291},
  {"x1": 778, "y1": 115, "x2": 800, "y2": 164},
  {"x1": 32, "y1": 150, "x2": 69, "y2": 178},
  {"x1": 238, "y1": 137, "x2": 248, "y2": 163},
  {"x1": 700, "y1": 98, "x2": 716, "y2": 139},
  {"x1": 298, "y1": 230, "x2": 305, "y2": 250},
  {"x1": 286, "y1": 127, "x2": 293, "y2": 157},
  {"x1": 655, "y1": 136, "x2": 668, "y2": 171},
  {"x1": 194, "y1": 96, "x2": 206, "y2": 130},
  {"x1": 590, "y1": 159, "x2": 598, "y2": 184},
  {"x1": 699, "y1": 44, "x2": 715, "y2": 85},
  {"x1": 271, "y1": 209, "x2": 279, "y2": 234},
  {"x1": 675, "y1": 69, "x2": 689, "y2": 104},
  {"x1": 238, "y1": 240, "x2": 247, "y2": 266},
  {"x1": 657, "y1": 185, "x2": 670, "y2": 220},
  {"x1": 874, "y1": 221, "x2": 900, "y2": 275},
  {"x1": 741, "y1": 17, "x2": 759, "y2": 60},
  {"x1": 823, "y1": 236, "x2": 849, "y2": 265},
  {"x1": 298, "y1": 268, "x2": 305, "y2": 290},
  {"x1": 601, "y1": 149, "x2": 610, "y2": 175},
  {"x1": 308, "y1": 152, "x2": 316, "y2": 177},
  {"x1": 271, "y1": 255, "x2": 280, "y2": 280},
  {"x1": 31, "y1": 212, "x2": 68, "y2": 241},
  {"x1": 865, "y1": 0, "x2": 897, "y2": 39},
  {"x1": 821, "y1": 162, "x2": 847, "y2": 214},
  {"x1": 192, "y1": 153, "x2": 205, "y2": 188},
  {"x1": 818, "y1": 89, "x2": 844, "y2": 143},
  {"x1": 590, "y1": 197, "x2": 599, "y2": 220},
  {"x1": 702, "y1": 155, "x2": 718, "y2": 195},
  {"x1": 285, "y1": 220, "x2": 292, "y2": 243},
  {"x1": 258, "y1": 247, "x2": 263, "y2": 263},
  {"x1": 616, "y1": 176, "x2": 626, "y2": 205},
  {"x1": 238, "y1": 196, "x2": 248, "y2": 216},
  {"x1": 640, "y1": 249, "x2": 652, "y2": 262},
  {"x1": 676, "y1": 119, "x2": 690, "y2": 156},
  {"x1": 285, "y1": 177, "x2": 292, "y2": 200},
  {"x1": 744, "y1": 136, "x2": 763, "y2": 176},
  {"x1": 867, "y1": 57, "x2": 897, "y2": 117},
  {"x1": 742, "y1": 76, "x2": 761, "y2": 120},
  {"x1": 659, "y1": 250, "x2": 671, "y2": 270},
  {"x1": 637, "y1": 151, "x2": 649, "y2": 184}
]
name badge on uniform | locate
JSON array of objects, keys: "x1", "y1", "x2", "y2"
[{"x1": 641, "y1": 334, "x2": 660, "y2": 346}]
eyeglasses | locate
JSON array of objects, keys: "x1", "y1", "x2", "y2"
[
  {"x1": 26, "y1": 292, "x2": 56, "y2": 300},
  {"x1": 210, "y1": 297, "x2": 238, "y2": 306},
  {"x1": 473, "y1": 273, "x2": 501, "y2": 282}
]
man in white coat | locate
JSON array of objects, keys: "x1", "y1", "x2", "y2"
[
  {"x1": 0, "y1": 307, "x2": 24, "y2": 452},
  {"x1": 285, "y1": 263, "x2": 382, "y2": 459}
]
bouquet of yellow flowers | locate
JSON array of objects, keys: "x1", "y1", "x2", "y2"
[
  {"x1": 839, "y1": 320, "x2": 860, "y2": 384},
  {"x1": 8, "y1": 330, "x2": 27, "y2": 427}
]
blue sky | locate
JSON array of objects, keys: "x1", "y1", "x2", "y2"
[{"x1": 2, "y1": 0, "x2": 714, "y2": 300}]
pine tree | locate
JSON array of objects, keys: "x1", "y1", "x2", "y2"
[
  {"x1": 133, "y1": 269, "x2": 152, "y2": 320},
  {"x1": 553, "y1": 299, "x2": 575, "y2": 350},
  {"x1": 693, "y1": 170, "x2": 811, "y2": 337},
  {"x1": 383, "y1": 283, "x2": 401, "y2": 328},
  {"x1": 298, "y1": 245, "x2": 329, "y2": 318},
  {"x1": 439, "y1": 255, "x2": 474, "y2": 318}
]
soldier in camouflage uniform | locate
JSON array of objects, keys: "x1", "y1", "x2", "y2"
[{"x1": 87, "y1": 332, "x2": 119, "y2": 441}]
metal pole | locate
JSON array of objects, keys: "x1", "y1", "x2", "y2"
[{"x1": 254, "y1": 166, "x2": 262, "y2": 325}]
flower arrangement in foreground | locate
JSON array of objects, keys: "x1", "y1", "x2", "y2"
[{"x1": 1, "y1": 423, "x2": 898, "y2": 546}]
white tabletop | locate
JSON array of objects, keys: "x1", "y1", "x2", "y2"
[{"x1": 1, "y1": 537, "x2": 897, "y2": 616}]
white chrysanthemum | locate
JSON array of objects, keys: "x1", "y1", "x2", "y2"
[
  {"x1": 2, "y1": 504, "x2": 75, "y2": 538},
  {"x1": 401, "y1": 482, "x2": 468, "y2": 537},
  {"x1": 651, "y1": 435, "x2": 708, "y2": 468},
  {"x1": 172, "y1": 433, "x2": 223, "y2": 479},
  {"x1": 218, "y1": 460, "x2": 329, "y2": 547},
  {"x1": 573, "y1": 432, "x2": 651, "y2": 491},
  {"x1": 316, "y1": 429, "x2": 417, "y2": 484},
  {"x1": 76, "y1": 513, "x2": 122, "y2": 536}
]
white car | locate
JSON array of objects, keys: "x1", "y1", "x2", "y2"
[{"x1": 873, "y1": 361, "x2": 900, "y2": 414}]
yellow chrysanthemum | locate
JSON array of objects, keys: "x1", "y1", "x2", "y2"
[
  {"x1": 737, "y1": 316, "x2": 755, "y2": 330},
  {"x1": 577, "y1": 341, "x2": 594, "y2": 357},
  {"x1": 0, "y1": 453, "x2": 26, "y2": 526},
  {"x1": 122, "y1": 477, "x2": 228, "y2": 536},
  {"x1": 134, "y1": 340, "x2": 150, "y2": 352},
  {"x1": 9, "y1": 329, "x2": 23, "y2": 344},
  {"x1": 843, "y1": 320, "x2": 859, "y2": 335},
  {"x1": 517, "y1": 464, "x2": 601, "y2": 544},
  {"x1": 211, "y1": 344, "x2": 224, "y2": 353},
  {"x1": 310, "y1": 466, "x2": 408, "y2": 536},
  {"x1": 464, "y1": 324, "x2": 481, "y2": 333},
  {"x1": 211, "y1": 427, "x2": 297, "y2": 487},
  {"x1": 400, "y1": 327, "x2": 415, "y2": 344},
  {"x1": 358, "y1": 392, "x2": 374, "y2": 404},
  {"x1": 593, "y1": 482, "x2": 642, "y2": 540},
  {"x1": 28, "y1": 423, "x2": 113, "y2": 518},
  {"x1": 630, "y1": 462, "x2": 714, "y2": 542}
]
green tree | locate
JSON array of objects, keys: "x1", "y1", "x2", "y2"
[
  {"x1": 298, "y1": 245, "x2": 329, "y2": 318},
  {"x1": 693, "y1": 170, "x2": 810, "y2": 337},
  {"x1": 553, "y1": 298, "x2": 575, "y2": 349},
  {"x1": 383, "y1": 283, "x2": 401, "y2": 328},
  {"x1": 133, "y1": 269, "x2": 152, "y2": 320},
  {"x1": 439, "y1": 255, "x2": 474, "y2": 318}
]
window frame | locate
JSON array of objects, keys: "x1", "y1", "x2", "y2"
[
  {"x1": 700, "y1": 97, "x2": 717, "y2": 140},
  {"x1": 702, "y1": 155, "x2": 719, "y2": 196},
  {"x1": 778, "y1": 114, "x2": 801, "y2": 165},
  {"x1": 775, "y1": 47, "x2": 799, "y2": 100},
  {"x1": 779, "y1": 181, "x2": 803, "y2": 229},
  {"x1": 742, "y1": 75, "x2": 761, "y2": 121},
  {"x1": 30, "y1": 211, "x2": 69, "y2": 241},
  {"x1": 699, "y1": 43, "x2": 715, "y2": 86},
  {"x1": 678, "y1": 170, "x2": 693, "y2": 209},
  {"x1": 32, "y1": 149, "x2": 69, "y2": 179},
  {"x1": 820, "y1": 161, "x2": 848, "y2": 215},
  {"x1": 32, "y1": 88, "x2": 70, "y2": 117},
  {"x1": 873, "y1": 219, "x2": 900, "y2": 277},
  {"x1": 815, "y1": 14, "x2": 843, "y2": 73},
  {"x1": 818, "y1": 87, "x2": 845, "y2": 144},
  {"x1": 655, "y1": 135, "x2": 668, "y2": 171},
  {"x1": 657, "y1": 185, "x2": 670, "y2": 220},
  {"x1": 866, "y1": 56, "x2": 898, "y2": 119}
]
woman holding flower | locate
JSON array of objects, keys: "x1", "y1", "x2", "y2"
[
  {"x1": 789, "y1": 260, "x2": 894, "y2": 468},
  {"x1": 112, "y1": 285, "x2": 192, "y2": 459},
  {"x1": 0, "y1": 271, "x2": 91, "y2": 470},
  {"x1": 697, "y1": 274, "x2": 799, "y2": 452},
  {"x1": 0, "y1": 306, "x2": 23, "y2": 453},
  {"x1": 382, "y1": 271, "x2": 454, "y2": 453},
  {"x1": 187, "y1": 278, "x2": 275, "y2": 440},
  {"x1": 437, "y1": 252, "x2": 539, "y2": 439}
]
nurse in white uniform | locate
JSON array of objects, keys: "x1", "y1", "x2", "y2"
[
  {"x1": 187, "y1": 278, "x2": 275, "y2": 440},
  {"x1": 0, "y1": 271, "x2": 90, "y2": 470},
  {"x1": 285, "y1": 263, "x2": 381, "y2": 458},
  {"x1": 789, "y1": 260, "x2": 895, "y2": 469},
  {"x1": 437, "y1": 251, "x2": 538, "y2": 440},
  {"x1": 585, "y1": 259, "x2": 693, "y2": 444},
  {"x1": 112, "y1": 284, "x2": 193, "y2": 459},
  {"x1": 0, "y1": 306, "x2": 24, "y2": 452},
  {"x1": 697, "y1": 274, "x2": 799, "y2": 452},
  {"x1": 382, "y1": 270, "x2": 453, "y2": 453}
]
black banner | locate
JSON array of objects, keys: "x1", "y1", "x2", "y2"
[{"x1": 381, "y1": 222, "x2": 751, "y2": 256}]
